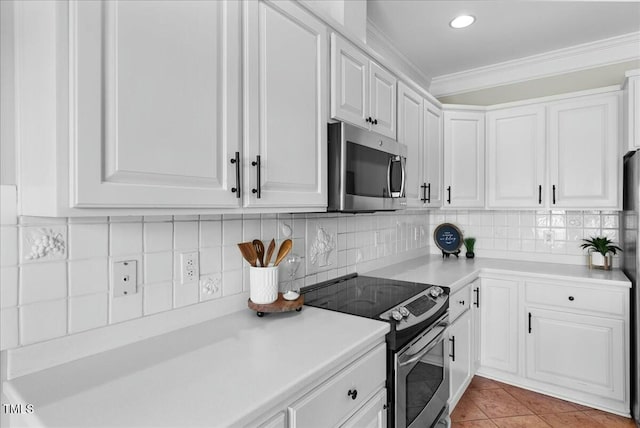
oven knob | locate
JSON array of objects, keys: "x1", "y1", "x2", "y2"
[
  {"x1": 398, "y1": 306, "x2": 410, "y2": 317},
  {"x1": 391, "y1": 310, "x2": 404, "y2": 321},
  {"x1": 429, "y1": 286, "x2": 444, "y2": 298}
]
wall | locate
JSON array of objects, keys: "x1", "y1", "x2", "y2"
[
  {"x1": 1, "y1": 0, "x2": 16, "y2": 185},
  {"x1": 0, "y1": 195, "x2": 429, "y2": 352},
  {"x1": 428, "y1": 210, "x2": 620, "y2": 265}
]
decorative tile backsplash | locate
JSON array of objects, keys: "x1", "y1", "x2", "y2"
[{"x1": 0, "y1": 196, "x2": 429, "y2": 351}]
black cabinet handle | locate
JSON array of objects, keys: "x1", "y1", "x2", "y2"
[
  {"x1": 251, "y1": 155, "x2": 261, "y2": 199},
  {"x1": 538, "y1": 185, "x2": 542, "y2": 204},
  {"x1": 449, "y1": 336, "x2": 456, "y2": 361},
  {"x1": 568, "y1": 296, "x2": 575, "y2": 301},
  {"x1": 552, "y1": 185, "x2": 556, "y2": 204},
  {"x1": 459, "y1": 300, "x2": 465, "y2": 305},
  {"x1": 447, "y1": 186, "x2": 451, "y2": 204},
  {"x1": 347, "y1": 389, "x2": 358, "y2": 400},
  {"x1": 366, "y1": 117, "x2": 372, "y2": 123},
  {"x1": 373, "y1": 118, "x2": 378, "y2": 125},
  {"x1": 528, "y1": 312, "x2": 532, "y2": 333},
  {"x1": 426, "y1": 183, "x2": 431, "y2": 203},
  {"x1": 420, "y1": 183, "x2": 427, "y2": 203},
  {"x1": 473, "y1": 287, "x2": 479, "y2": 307},
  {"x1": 230, "y1": 152, "x2": 240, "y2": 198}
]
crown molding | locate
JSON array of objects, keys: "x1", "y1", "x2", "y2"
[
  {"x1": 366, "y1": 18, "x2": 433, "y2": 91},
  {"x1": 430, "y1": 31, "x2": 640, "y2": 97}
]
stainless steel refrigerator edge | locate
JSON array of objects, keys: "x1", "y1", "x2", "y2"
[{"x1": 622, "y1": 150, "x2": 640, "y2": 426}]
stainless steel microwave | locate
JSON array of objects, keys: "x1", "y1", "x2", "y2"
[{"x1": 328, "y1": 122, "x2": 407, "y2": 212}]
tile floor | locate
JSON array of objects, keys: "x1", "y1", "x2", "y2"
[{"x1": 451, "y1": 376, "x2": 637, "y2": 428}]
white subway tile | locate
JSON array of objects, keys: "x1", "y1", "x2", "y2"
[
  {"x1": 20, "y1": 261, "x2": 67, "y2": 304},
  {"x1": 143, "y1": 282, "x2": 173, "y2": 315},
  {"x1": 109, "y1": 216, "x2": 143, "y2": 223},
  {"x1": 0, "y1": 185, "x2": 17, "y2": 225},
  {"x1": 173, "y1": 215, "x2": 199, "y2": 222},
  {"x1": 174, "y1": 221, "x2": 198, "y2": 250},
  {"x1": 69, "y1": 223, "x2": 108, "y2": 260},
  {"x1": 68, "y1": 217, "x2": 109, "y2": 224},
  {"x1": 69, "y1": 259, "x2": 108, "y2": 296},
  {"x1": 174, "y1": 282, "x2": 198, "y2": 308},
  {"x1": 200, "y1": 247, "x2": 222, "y2": 275},
  {"x1": 110, "y1": 292, "x2": 143, "y2": 323},
  {"x1": 200, "y1": 214, "x2": 222, "y2": 221},
  {"x1": 69, "y1": 293, "x2": 108, "y2": 333},
  {"x1": 199, "y1": 221, "x2": 222, "y2": 248},
  {"x1": 1, "y1": 307, "x2": 19, "y2": 350},
  {"x1": 143, "y1": 215, "x2": 172, "y2": 222},
  {"x1": 144, "y1": 252, "x2": 173, "y2": 284},
  {"x1": 222, "y1": 245, "x2": 243, "y2": 272},
  {"x1": 19, "y1": 216, "x2": 66, "y2": 225},
  {"x1": 222, "y1": 269, "x2": 243, "y2": 296},
  {"x1": 1, "y1": 226, "x2": 18, "y2": 266},
  {"x1": 261, "y1": 219, "x2": 278, "y2": 241},
  {"x1": 1, "y1": 266, "x2": 18, "y2": 308},
  {"x1": 20, "y1": 300, "x2": 67, "y2": 345},
  {"x1": 144, "y1": 222, "x2": 173, "y2": 253},
  {"x1": 110, "y1": 223, "x2": 143, "y2": 256},
  {"x1": 242, "y1": 219, "x2": 261, "y2": 241}
]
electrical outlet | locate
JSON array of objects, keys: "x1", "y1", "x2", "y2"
[
  {"x1": 544, "y1": 230, "x2": 555, "y2": 245},
  {"x1": 113, "y1": 260, "x2": 137, "y2": 297},
  {"x1": 180, "y1": 252, "x2": 200, "y2": 284}
]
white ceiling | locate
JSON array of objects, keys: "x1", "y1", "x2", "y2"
[{"x1": 367, "y1": 1, "x2": 640, "y2": 79}]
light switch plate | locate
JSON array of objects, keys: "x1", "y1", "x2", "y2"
[{"x1": 113, "y1": 260, "x2": 137, "y2": 297}]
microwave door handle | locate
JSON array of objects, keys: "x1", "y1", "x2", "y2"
[
  {"x1": 399, "y1": 157, "x2": 406, "y2": 197},
  {"x1": 386, "y1": 156, "x2": 392, "y2": 198}
]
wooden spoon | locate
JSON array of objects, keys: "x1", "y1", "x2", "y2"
[
  {"x1": 253, "y1": 239, "x2": 265, "y2": 267},
  {"x1": 264, "y1": 239, "x2": 276, "y2": 266},
  {"x1": 237, "y1": 242, "x2": 257, "y2": 267},
  {"x1": 274, "y1": 239, "x2": 293, "y2": 266}
]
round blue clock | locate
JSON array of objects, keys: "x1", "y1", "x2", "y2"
[{"x1": 433, "y1": 223, "x2": 463, "y2": 255}]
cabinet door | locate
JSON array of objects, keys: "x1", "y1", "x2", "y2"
[
  {"x1": 627, "y1": 75, "x2": 640, "y2": 151},
  {"x1": 369, "y1": 62, "x2": 397, "y2": 139},
  {"x1": 526, "y1": 308, "x2": 625, "y2": 400},
  {"x1": 331, "y1": 34, "x2": 369, "y2": 129},
  {"x1": 487, "y1": 106, "x2": 546, "y2": 208},
  {"x1": 480, "y1": 278, "x2": 519, "y2": 374},
  {"x1": 340, "y1": 388, "x2": 387, "y2": 428},
  {"x1": 443, "y1": 111, "x2": 485, "y2": 208},
  {"x1": 471, "y1": 281, "x2": 481, "y2": 373},
  {"x1": 424, "y1": 100, "x2": 443, "y2": 207},
  {"x1": 74, "y1": 0, "x2": 241, "y2": 208},
  {"x1": 548, "y1": 94, "x2": 620, "y2": 208},
  {"x1": 398, "y1": 82, "x2": 424, "y2": 208},
  {"x1": 449, "y1": 309, "x2": 472, "y2": 410},
  {"x1": 244, "y1": 0, "x2": 327, "y2": 208}
]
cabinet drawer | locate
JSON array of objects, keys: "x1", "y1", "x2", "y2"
[
  {"x1": 450, "y1": 285, "x2": 471, "y2": 322},
  {"x1": 525, "y1": 281, "x2": 625, "y2": 316},
  {"x1": 289, "y1": 343, "x2": 386, "y2": 428}
]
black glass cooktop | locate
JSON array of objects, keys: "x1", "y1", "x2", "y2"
[{"x1": 302, "y1": 274, "x2": 432, "y2": 319}]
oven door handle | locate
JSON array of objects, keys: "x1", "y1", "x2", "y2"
[
  {"x1": 386, "y1": 156, "x2": 392, "y2": 197},
  {"x1": 399, "y1": 156, "x2": 406, "y2": 197},
  {"x1": 398, "y1": 325, "x2": 448, "y2": 368}
]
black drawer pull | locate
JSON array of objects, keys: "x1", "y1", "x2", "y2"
[
  {"x1": 426, "y1": 183, "x2": 431, "y2": 203},
  {"x1": 473, "y1": 287, "x2": 479, "y2": 307},
  {"x1": 230, "y1": 152, "x2": 240, "y2": 198},
  {"x1": 251, "y1": 155, "x2": 261, "y2": 199},
  {"x1": 449, "y1": 336, "x2": 456, "y2": 361},
  {"x1": 459, "y1": 300, "x2": 465, "y2": 305},
  {"x1": 538, "y1": 184, "x2": 542, "y2": 204},
  {"x1": 528, "y1": 312, "x2": 532, "y2": 333},
  {"x1": 552, "y1": 185, "x2": 556, "y2": 204},
  {"x1": 447, "y1": 186, "x2": 451, "y2": 204},
  {"x1": 568, "y1": 296, "x2": 575, "y2": 301},
  {"x1": 347, "y1": 389, "x2": 358, "y2": 400}
]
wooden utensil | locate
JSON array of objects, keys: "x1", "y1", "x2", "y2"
[
  {"x1": 264, "y1": 239, "x2": 276, "y2": 266},
  {"x1": 237, "y1": 242, "x2": 258, "y2": 267},
  {"x1": 253, "y1": 239, "x2": 265, "y2": 267},
  {"x1": 274, "y1": 239, "x2": 293, "y2": 266}
]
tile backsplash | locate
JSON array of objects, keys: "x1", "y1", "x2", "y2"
[{"x1": 0, "y1": 191, "x2": 429, "y2": 351}]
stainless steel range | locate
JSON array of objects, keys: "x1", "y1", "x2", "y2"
[{"x1": 303, "y1": 274, "x2": 450, "y2": 428}]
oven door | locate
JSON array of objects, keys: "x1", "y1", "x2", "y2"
[{"x1": 395, "y1": 315, "x2": 449, "y2": 428}]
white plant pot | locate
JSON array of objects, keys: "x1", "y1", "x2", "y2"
[{"x1": 588, "y1": 252, "x2": 612, "y2": 270}]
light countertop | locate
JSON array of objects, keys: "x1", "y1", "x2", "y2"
[
  {"x1": 366, "y1": 255, "x2": 631, "y2": 293},
  {"x1": 3, "y1": 307, "x2": 389, "y2": 427}
]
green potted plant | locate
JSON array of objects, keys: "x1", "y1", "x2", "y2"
[
  {"x1": 580, "y1": 236, "x2": 622, "y2": 270},
  {"x1": 463, "y1": 237, "x2": 476, "y2": 259}
]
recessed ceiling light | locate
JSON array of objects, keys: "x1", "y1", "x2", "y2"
[{"x1": 450, "y1": 15, "x2": 475, "y2": 29}]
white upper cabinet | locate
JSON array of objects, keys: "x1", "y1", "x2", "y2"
[
  {"x1": 369, "y1": 62, "x2": 397, "y2": 139},
  {"x1": 331, "y1": 34, "x2": 369, "y2": 129},
  {"x1": 443, "y1": 110, "x2": 485, "y2": 208},
  {"x1": 331, "y1": 34, "x2": 397, "y2": 139},
  {"x1": 16, "y1": 0, "x2": 243, "y2": 214},
  {"x1": 244, "y1": 0, "x2": 327, "y2": 209},
  {"x1": 548, "y1": 93, "x2": 620, "y2": 209},
  {"x1": 624, "y1": 70, "x2": 640, "y2": 152},
  {"x1": 487, "y1": 106, "x2": 546, "y2": 208},
  {"x1": 398, "y1": 82, "x2": 424, "y2": 208},
  {"x1": 424, "y1": 100, "x2": 444, "y2": 207}
]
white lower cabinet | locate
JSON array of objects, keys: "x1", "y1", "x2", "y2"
[
  {"x1": 479, "y1": 277, "x2": 519, "y2": 374},
  {"x1": 525, "y1": 308, "x2": 625, "y2": 400},
  {"x1": 340, "y1": 388, "x2": 387, "y2": 428},
  {"x1": 448, "y1": 283, "x2": 474, "y2": 410}
]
